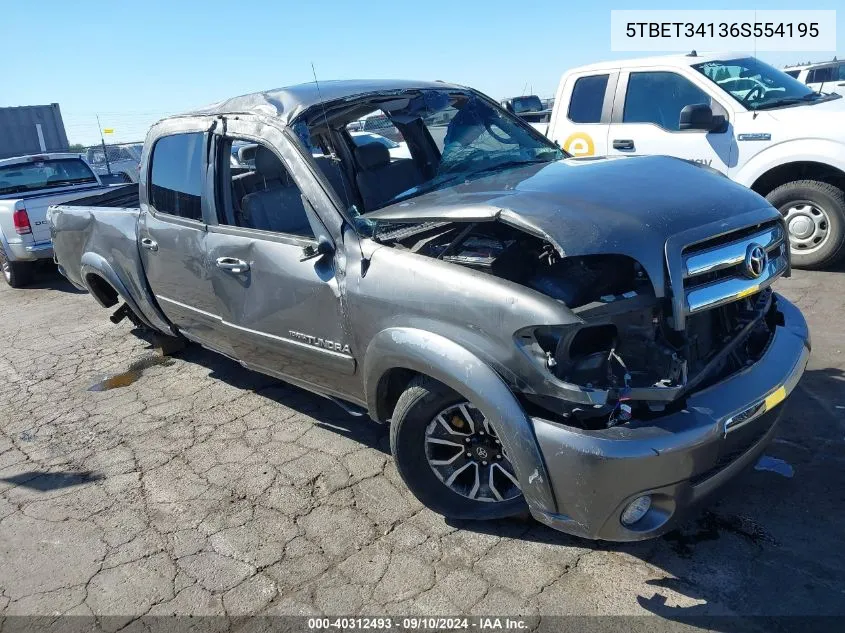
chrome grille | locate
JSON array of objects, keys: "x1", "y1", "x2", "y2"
[{"x1": 681, "y1": 221, "x2": 788, "y2": 315}]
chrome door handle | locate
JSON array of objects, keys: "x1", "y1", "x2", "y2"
[
  {"x1": 216, "y1": 257, "x2": 250, "y2": 274},
  {"x1": 140, "y1": 237, "x2": 158, "y2": 251},
  {"x1": 612, "y1": 139, "x2": 635, "y2": 151}
]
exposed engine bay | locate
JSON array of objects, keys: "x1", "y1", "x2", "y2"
[{"x1": 377, "y1": 220, "x2": 780, "y2": 429}]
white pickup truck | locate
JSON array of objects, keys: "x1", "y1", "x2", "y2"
[
  {"x1": 0, "y1": 153, "x2": 108, "y2": 287},
  {"x1": 543, "y1": 52, "x2": 845, "y2": 269}
]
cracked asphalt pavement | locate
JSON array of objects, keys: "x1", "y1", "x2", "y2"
[{"x1": 0, "y1": 265, "x2": 843, "y2": 630}]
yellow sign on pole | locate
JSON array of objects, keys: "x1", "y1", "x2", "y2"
[{"x1": 103, "y1": 128, "x2": 114, "y2": 134}]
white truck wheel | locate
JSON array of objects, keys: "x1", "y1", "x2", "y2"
[{"x1": 766, "y1": 180, "x2": 845, "y2": 270}]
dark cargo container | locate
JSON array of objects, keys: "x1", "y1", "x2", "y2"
[{"x1": 0, "y1": 104, "x2": 70, "y2": 159}]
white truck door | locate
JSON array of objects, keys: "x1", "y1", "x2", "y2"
[
  {"x1": 547, "y1": 71, "x2": 618, "y2": 158},
  {"x1": 606, "y1": 69, "x2": 734, "y2": 173}
]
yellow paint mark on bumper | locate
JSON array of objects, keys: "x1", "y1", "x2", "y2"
[{"x1": 764, "y1": 386, "x2": 787, "y2": 411}]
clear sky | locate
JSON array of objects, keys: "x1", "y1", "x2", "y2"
[{"x1": 4, "y1": 0, "x2": 842, "y2": 145}]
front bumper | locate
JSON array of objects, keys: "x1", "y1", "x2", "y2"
[
  {"x1": 7, "y1": 240, "x2": 53, "y2": 262},
  {"x1": 530, "y1": 294, "x2": 809, "y2": 541}
]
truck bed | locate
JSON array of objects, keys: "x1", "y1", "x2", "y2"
[{"x1": 56, "y1": 183, "x2": 140, "y2": 209}]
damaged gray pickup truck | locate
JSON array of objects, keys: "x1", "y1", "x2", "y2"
[{"x1": 49, "y1": 80, "x2": 810, "y2": 541}]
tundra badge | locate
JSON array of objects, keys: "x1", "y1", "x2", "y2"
[{"x1": 289, "y1": 330, "x2": 351, "y2": 354}]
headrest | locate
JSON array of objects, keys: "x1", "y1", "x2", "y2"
[
  {"x1": 355, "y1": 142, "x2": 391, "y2": 171},
  {"x1": 254, "y1": 146, "x2": 285, "y2": 180}
]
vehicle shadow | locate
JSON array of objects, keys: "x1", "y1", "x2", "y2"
[
  {"x1": 0, "y1": 470, "x2": 104, "y2": 491},
  {"x1": 25, "y1": 264, "x2": 86, "y2": 293},
  {"x1": 150, "y1": 338, "x2": 390, "y2": 455},
  {"x1": 133, "y1": 331, "x2": 845, "y2": 623}
]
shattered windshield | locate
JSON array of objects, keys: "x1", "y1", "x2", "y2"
[
  {"x1": 693, "y1": 57, "x2": 837, "y2": 110},
  {"x1": 296, "y1": 88, "x2": 563, "y2": 235},
  {"x1": 373, "y1": 90, "x2": 562, "y2": 208}
]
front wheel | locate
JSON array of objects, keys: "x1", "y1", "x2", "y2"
[
  {"x1": 390, "y1": 376, "x2": 527, "y2": 520},
  {"x1": 766, "y1": 180, "x2": 845, "y2": 269},
  {"x1": 0, "y1": 246, "x2": 34, "y2": 288}
]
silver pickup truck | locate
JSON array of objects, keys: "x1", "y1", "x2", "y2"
[
  {"x1": 0, "y1": 153, "x2": 108, "y2": 287},
  {"x1": 49, "y1": 80, "x2": 810, "y2": 541}
]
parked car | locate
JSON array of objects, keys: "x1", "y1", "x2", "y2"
[
  {"x1": 544, "y1": 52, "x2": 845, "y2": 269},
  {"x1": 784, "y1": 58, "x2": 845, "y2": 97},
  {"x1": 86, "y1": 143, "x2": 143, "y2": 183},
  {"x1": 50, "y1": 79, "x2": 809, "y2": 541},
  {"x1": 354, "y1": 112, "x2": 404, "y2": 142},
  {"x1": 0, "y1": 153, "x2": 108, "y2": 287},
  {"x1": 501, "y1": 95, "x2": 553, "y2": 132}
]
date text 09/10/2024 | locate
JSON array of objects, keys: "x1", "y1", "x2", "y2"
[{"x1": 307, "y1": 617, "x2": 528, "y2": 630}]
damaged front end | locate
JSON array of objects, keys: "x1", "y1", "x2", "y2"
[{"x1": 373, "y1": 211, "x2": 790, "y2": 430}]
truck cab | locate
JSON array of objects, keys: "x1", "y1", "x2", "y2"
[
  {"x1": 546, "y1": 52, "x2": 845, "y2": 269},
  {"x1": 501, "y1": 95, "x2": 553, "y2": 133},
  {"x1": 784, "y1": 58, "x2": 845, "y2": 97}
]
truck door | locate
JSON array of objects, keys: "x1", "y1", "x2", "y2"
[
  {"x1": 546, "y1": 71, "x2": 617, "y2": 158},
  {"x1": 205, "y1": 121, "x2": 358, "y2": 399},
  {"x1": 139, "y1": 130, "x2": 235, "y2": 356},
  {"x1": 606, "y1": 69, "x2": 735, "y2": 173}
]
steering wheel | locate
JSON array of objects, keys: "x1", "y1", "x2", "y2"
[{"x1": 741, "y1": 85, "x2": 765, "y2": 106}]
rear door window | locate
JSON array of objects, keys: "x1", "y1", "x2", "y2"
[
  {"x1": 149, "y1": 133, "x2": 205, "y2": 221},
  {"x1": 568, "y1": 75, "x2": 609, "y2": 123}
]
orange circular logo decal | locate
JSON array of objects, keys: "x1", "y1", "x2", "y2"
[{"x1": 562, "y1": 132, "x2": 595, "y2": 157}]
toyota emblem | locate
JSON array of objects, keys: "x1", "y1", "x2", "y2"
[{"x1": 744, "y1": 243, "x2": 768, "y2": 279}]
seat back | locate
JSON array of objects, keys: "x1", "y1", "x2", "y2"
[
  {"x1": 354, "y1": 143, "x2": 422, "y2": 210},
  {"x1": 240, "y1": 147, "x2": 312, "y2": 236}
]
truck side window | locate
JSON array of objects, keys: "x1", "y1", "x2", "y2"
[
  {"x1": 623, "y1": 72, "x2": 712, "y2": 131},
  {"x1": 808, "y1": 67, "x2": 834, "y2": 83},
  {"x1": 568, "y1": 75, "x2": 609, "y2": 123},
  {"x1": 150, "y1": 133, "x2": 204, "y2": 221},
  {"x1": 222, "y1": 139, "x2": 314, "y2": 238}
]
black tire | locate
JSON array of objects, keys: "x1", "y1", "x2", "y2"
[
  {"x1": 390, "y1": 376, "x2": 527, "y2": 520},
  {"x1": 0, "y1": 246, "x2": 34, "y2": 288},
  {"x1": 766, "y1": 180, "x2": 845, "y2": 270}
]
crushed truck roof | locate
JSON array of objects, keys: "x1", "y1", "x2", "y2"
[{"x1": 180, "y1": 79, "x2": 465, "y2": 126}]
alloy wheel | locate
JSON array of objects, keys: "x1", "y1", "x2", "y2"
[{"x1": 424, "y1": 402, "x2": 522, "y2": 503}]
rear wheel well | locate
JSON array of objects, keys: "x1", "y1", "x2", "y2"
[
  {"x1": 85, "y1": 273, "x2": 119, "y2": 308},
  {"x1": 751, "y1": 161, "x2": 845, "y2": 197},
  {"x1": 374, "y1": 368, "x2": 422, "y2": 422}
]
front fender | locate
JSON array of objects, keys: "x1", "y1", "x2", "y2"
[
  {"x1": 364, "y1": 327, "x2": 557, "y2": 515},
  {"x1": 733, "y1": 138, "x2": 845, "y2": 188},
  {"x1": 80, "y1": 251, "x2": 175, "y2": 335}
]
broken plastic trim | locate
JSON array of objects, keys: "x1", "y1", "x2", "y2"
[{"x1": 515, "y1": 289, "x2": 776, "y2": 413}]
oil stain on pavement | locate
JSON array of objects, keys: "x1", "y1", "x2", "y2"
[
  {"x1": 663, "y1": 511, "x2": 778, "y2": 557},
  {"x1": 88, "y1": 353, "x2": 175, "y2": 391}
]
